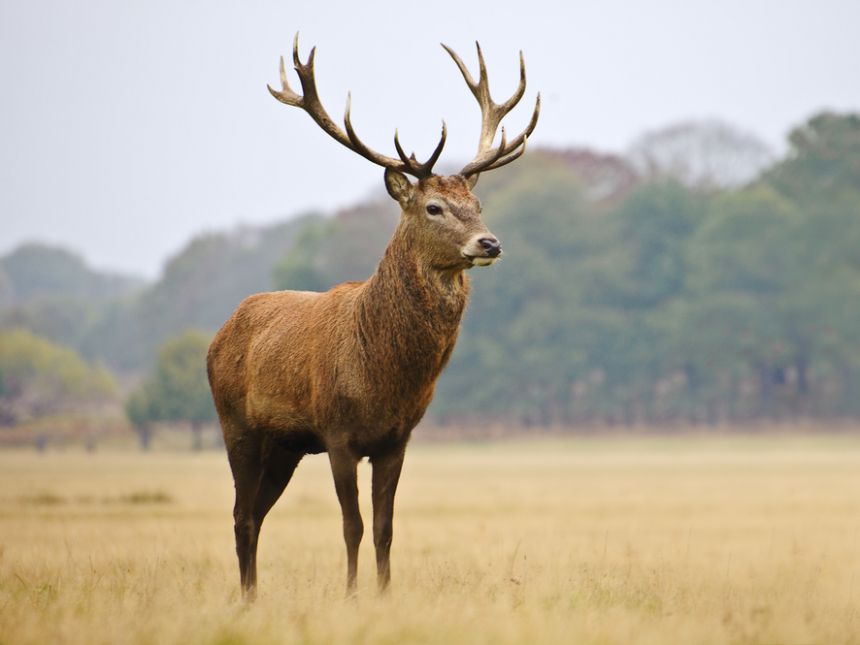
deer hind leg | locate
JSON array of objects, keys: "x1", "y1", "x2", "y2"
[
  {"x1": 328, "y1": 446, "x2": 363, "y2": 595},
  {"x1": 226, "y1": 432, "x2": 264, "y2": 600},
  {"x1": 371, "y1": 447, "x2": 406, "y2": 593},
  {"x1": 228, "y1": 433, "x2": 304, "y2": 601},
  {"x1": 253, "y1": 440, "x2": 303, "y2": 529}
]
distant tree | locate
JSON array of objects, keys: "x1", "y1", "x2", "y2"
[
  {"x1": 674, "y1": 187, "x2": 810, "y2": 419},
  {"x1": 0, "y1": 269, "x2": 11, "y2": 309},
  {"x1": 148, "y1": 218, "x2": 318, "y2": 330},
  {"x1": 0, "y1": 244, "x2": 144, "y2": 367},
  {"x1": 0, "y1": 243, "x2": 142, "y2": 307},
  {"x1": 0, "y1": 328, "x2": 116, "y2": 427},
  {"x1": 766, "y1": 112, "x2": 860, "y2": 202},
  {"x1": 273, "y1": 201, "x2": 398, "y2": 292},
  {"x1": 0, "y1": 219, "x2": 319, "y2": 374},
  {"x1": 1, "y1": 298, "x2": 99, "y2": 356},
  {"x1": 273, "y1": 220, "x2": 334, "y2": 291},
  {"x1": 764, "y1": 112, "x2": 860, "y2": 414},
  {"x1": 125, "y1": 387, "x2": 157, "y2": 451},
  {"x1": 629, "y1": 120, "x2": 774, "y2": 190},
  {"x1": 125, "y1": 330, "x2": 215, "y2": 450},
  {"x1": 585, "y1": 181, "x2": 708, "y2": 309},
  {"x1": 535, "y1": 148, "x2": 640, "y2": 205}
]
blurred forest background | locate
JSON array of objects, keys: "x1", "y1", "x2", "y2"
[{"x1": 2, "y1": 113, "x2": 859, "y2": 448}]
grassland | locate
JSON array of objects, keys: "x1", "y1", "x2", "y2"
[{"x1": 1, "y1": 434, "x2": 859, "y2": 644}]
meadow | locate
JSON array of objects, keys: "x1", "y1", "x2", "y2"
[{"x1": 1, "y1": 434, "x2": 859, "y2": 644}]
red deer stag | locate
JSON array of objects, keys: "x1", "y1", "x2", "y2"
[{"x1": 207, "y1": 35, "x2": 540, "y2": 599}]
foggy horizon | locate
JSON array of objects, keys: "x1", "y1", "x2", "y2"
[{"x1": 2, "y1": 0, "x2": 859, "y2": 278}]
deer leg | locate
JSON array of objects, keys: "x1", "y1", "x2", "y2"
[
  {"x1": 253, "y1": 443, "x2": 302, "y2": 529},
  {"x1": 328, "y1": 447, "x2": 363, "y2": 595},
  {"x1": 226, "y1": 434, "x2": 263, "y2": 600},
  {"x1": 371, "y1": 447, "x2": 405, "y2": 593}
]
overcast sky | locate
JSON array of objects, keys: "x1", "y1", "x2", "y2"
[{"x1": 2, "y1": 0, "x2": 859, "y2": 278}]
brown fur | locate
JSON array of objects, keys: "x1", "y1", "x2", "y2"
[{"x1": 208, "y1": 174, "x2": 498, "y2": 597}]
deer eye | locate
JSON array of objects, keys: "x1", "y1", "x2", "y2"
[{"x1": 426, "y1": 204, "x2": 443, "y2": 216}]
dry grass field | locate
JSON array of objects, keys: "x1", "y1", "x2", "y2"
[{"x1": 1, "y1": 434, "x2": 860, "y2": 644}]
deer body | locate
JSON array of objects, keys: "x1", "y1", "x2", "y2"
[
  {"x1": 208, "y1": 36, "x2": 539, "y2": 599},
  {"x1": 210, "y1": 211, "x2": 470, "y2": 456}
]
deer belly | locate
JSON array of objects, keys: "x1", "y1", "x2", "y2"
[{"x1": 272, "y1": 430, "x2": 326, "y2": 454}]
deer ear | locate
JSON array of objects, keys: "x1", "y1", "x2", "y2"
[
  {"x1": 466, "y1": 174, "x2": 479, "y2": 189},
  {"x1": 384, "y1": 169, "x2": 414, "y2": 206}
]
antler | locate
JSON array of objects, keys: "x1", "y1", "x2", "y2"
[
  {"x1": 442, "y1": 42, "x2": 541, "y2": 178},
  {"x1": 268, "y1": 33, "x2": 447, "y2": 179}
]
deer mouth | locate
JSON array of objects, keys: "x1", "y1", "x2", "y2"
[{"x1": 462, "y1": 253, "x2": 499, "y2": 268}]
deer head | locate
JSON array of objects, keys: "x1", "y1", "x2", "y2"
[{"x1": 268, "y1": 35, "x2": 540, "y2": 271}]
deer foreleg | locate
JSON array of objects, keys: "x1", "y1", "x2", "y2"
[
  {"x1": 371, "y1": 447, "x2": 405, "y2": 592},
  {"x1": 328, "y1": 446, "x2": 363, "y2": 595}
]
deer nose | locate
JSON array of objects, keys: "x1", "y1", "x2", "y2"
[{"x1": 478, "y1": 237, "x2": 502, "y2": 258}]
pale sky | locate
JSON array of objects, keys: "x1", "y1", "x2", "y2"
[{"x1": 2, "y1": 0, "x2": 859, "y2": 278}]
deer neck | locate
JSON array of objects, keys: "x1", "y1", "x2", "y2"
[{"x1": 355, "y1": 225, "x2": 470, "y2": 384}]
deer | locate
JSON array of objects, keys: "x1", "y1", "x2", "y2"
[{"x1": 207, "y1": 34, "x2": 540, "y2": 600}]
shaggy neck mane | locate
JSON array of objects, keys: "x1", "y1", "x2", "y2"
[{"x1": 354, "y1": 221, "x2": 470, "y2": 392}]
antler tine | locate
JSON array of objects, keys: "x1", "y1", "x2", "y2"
[
  {"x1": 393, "y1": 129, "x2": 410, "y2": 165},
  {"x1": 491, "y1": 92, "x2": 541, "y2": 162},
  {"x1": 459, "y1": 95, "x2": 539, "y2": 177},
  {"x1": 267, "y1": 55, "x2": 303, "y2": 106},
  {"x1": 424, "y1": 120, "x2": 448, "y2": 171},
  {"x1": 441, "y1": 43, "x2": 479, "y2": 96},
  {"x1": 269, "y1": 33, "x2": 445, "y2": 179},
  {"x1": 444, "y1": 42, "x2": 540, "y2": 178},
  {"x1": 484, "y1": 127, "x2": 508, "y2": 168},
  {"x1": 343, "y1": 92, "x2": 405, "y2": 169},
  {"x1": 393, "y1": 121, "x2": 448, "y2": 177},
  {"x1": 484, "y1": 134, "x2": 529, "y2": 172},
  {"x1": 292, "y1": 32, "x2": 302, "y2": 67},
  {"x1": 501, "y1": 51, "x2": 527, "y2": 113},
  {"x1": 475, "y1": 41, "x2": 489, "y2": 90}
]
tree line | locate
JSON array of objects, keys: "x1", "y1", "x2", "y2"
[{"x1": 1, "y1": 113, "x2": 858, "y2": 441}]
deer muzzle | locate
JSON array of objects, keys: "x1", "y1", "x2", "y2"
[{"x1": 462, "y1": 234, "x2": 503, "y2": 267}]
